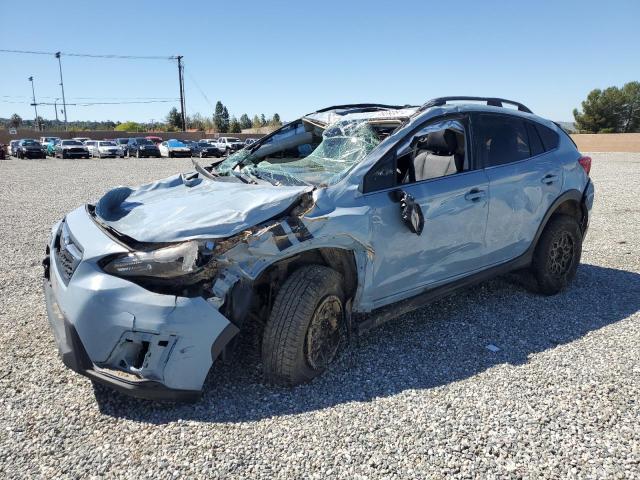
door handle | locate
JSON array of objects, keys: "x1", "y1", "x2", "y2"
[
  {"x1": 464, "y1": 188, "x2": 486, "y2": 202},
  {"x1": 541, "y1": 174, "x2": 558, "y2": 185}
]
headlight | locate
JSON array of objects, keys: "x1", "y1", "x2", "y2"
[{"x1": 102, "y1": 241, "x2": 215, "y2": 279}]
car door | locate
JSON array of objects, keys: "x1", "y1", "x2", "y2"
[
  {"x1": 473, "y1": 113, "x2": 563, "y2": 265},
  {"x1": 363, "y1": 116, "x2": 491, "y2": 308}
]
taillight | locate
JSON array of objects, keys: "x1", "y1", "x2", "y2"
[{"x1": 578, "y1": 155, "x2": 591, "y2": 175}]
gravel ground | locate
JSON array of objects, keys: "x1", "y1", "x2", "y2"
[{"x1": 0, "y1": 153, "x2": 638, "y2": 479}]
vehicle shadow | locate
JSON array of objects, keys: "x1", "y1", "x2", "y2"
[{"x1": 94, "y1": 263, "x2": 640, "y2": 424}]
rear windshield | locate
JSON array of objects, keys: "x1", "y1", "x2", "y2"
[
  {"x1": 168, "y1": 140, "x2": 186, "y2": 147},
  {"x1": 227, "y1": 138, "x2": 240, "y2": 142},
  {"x1": 22, "y1": 140, "x2": 40, "y2": 146},
  {"x1": 99, "y1": 141, "x2": 117, "y2": 146},
  {"x1": 197, "y1": 142, "x2": 211, "y2": 147},
  {"x1": 135, "y1": 138, "x2": 154, "y2": 145},
  {"x1": 61, "y1": 140, "x2": 83, "y2": 146}
]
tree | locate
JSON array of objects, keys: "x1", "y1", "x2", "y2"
[
  {"x1": 115, "y1": 121, "x2": 142, "y2": 132},
  {"x1": 252, "y1": 114, "x2": 261, "y2": 129},
  {"x1": 9, "y1": 113, "x2": 22, "y2": 128},
  {"x1": 269, "y1": 113, "x2": 282, "y2": 128},
  {"x1": 189, "y1": 112, "x2": 207, "y2": 131},
  {"x1": 573, "y1": 81, "x2": 640, "y2": 133},
  {"x1": 229, "y1": 116, "x2": 242, "y2": 133},
  {"x1": 260, "y1": 114, "x2": 267, "y2": 126},
  {"x1": 213, "y1": 101, "x2": 230, "y2": 133},
  {"x1": 239, "y1": 113, "x2": 252, "y2": 129},
  {"x1": 166, "y1": 107, "x2": 183, "y2": 130},
  {"x1": 620, "y1": 81, "x2": 640, "y2": 133}
]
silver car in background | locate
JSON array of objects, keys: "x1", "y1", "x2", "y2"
[{"x1": 86, "y1": 140, "x2": 124, "y2": 158}]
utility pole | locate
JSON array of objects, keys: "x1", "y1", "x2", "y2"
[
  {"x1": 28, "y1": 76, "x2": 40, "y2": 131},
  {"x1": 53, "y1": 98, "x2": 60, "y2": 123},
  {"x1": 176, "y1": 55, "x2": 186, "y2": 132},
  {"x1": 55, "y1": 52, "x2": 68, "y2": 129}
]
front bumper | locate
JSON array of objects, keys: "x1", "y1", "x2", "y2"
[
  {"x1": 44, "y1": 278, "x2": 202, "y2": 402},
  {"x1": 63, "y1": 150, "x2": 90, "y2": 158},
  {"x1": 43, "y1": 206, "x2": 239, "y2": 401}
]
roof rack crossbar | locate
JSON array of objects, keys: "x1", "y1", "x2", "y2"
[{"x1": 419, "y1": 96, "x2": 532, "y2": 114}]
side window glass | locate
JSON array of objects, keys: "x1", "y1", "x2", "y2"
[
  {"x1": 535, "y1": 124, "x2": 559, "y2": 151},
  {"x1": 396, "y1": 119, "x2": 467, "y2": 184},
  {"x1": 476, "y1": 114, "x2": 530, "y2": 167},
  {"x1": 526, "y1": 122, "x2": 544, "y2": 156},
  {"x1": 363, "y1": 151, "x2": 396, "y2": 192}
]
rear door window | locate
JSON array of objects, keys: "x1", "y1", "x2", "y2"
[
  {"x1": 525, "y1": 122, "x2": 545, "y2": 156},
  {"x1": 474, "y1": 114, "x2": 531, "y2": 167}
]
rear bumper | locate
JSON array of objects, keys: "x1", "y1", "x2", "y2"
[{"x1": 581, "y1": 179, "x2": 595, "y2": 237}]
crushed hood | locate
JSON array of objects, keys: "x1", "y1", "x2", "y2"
[{"x1": 95, "y1": 173, "x2": 312, "y2": 243}]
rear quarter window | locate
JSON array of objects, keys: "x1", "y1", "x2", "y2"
[{"x1": 535, "y1": 123, "x2": 560, "y2": 151}]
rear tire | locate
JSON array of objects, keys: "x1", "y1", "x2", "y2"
[
  {"x1": 530, "y1": 214, "x2": 582, "y2": 295},
  {"x1": 262, "y1": 265, "x2": 345, "y2": 386}
]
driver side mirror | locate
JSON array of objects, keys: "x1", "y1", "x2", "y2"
[{"x1": 391, "y1": 189, "x2": 424, "y2": 235}]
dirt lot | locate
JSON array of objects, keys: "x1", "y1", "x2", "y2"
[{"x1": 0, "y1": 154, "x2": 639, "y2": 478}]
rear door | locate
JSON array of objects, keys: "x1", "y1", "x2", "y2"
[{"x1": 473, "y1": 113, "x2": 563, "y2": 265}]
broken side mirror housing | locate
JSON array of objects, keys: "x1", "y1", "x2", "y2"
[{"x1": 391, "y1": 189, "x2": 424, "y2": 235}]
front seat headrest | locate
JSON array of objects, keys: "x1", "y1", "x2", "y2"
[{"x1": 419, "y1": 129, "x2": 457, "y2": 155}]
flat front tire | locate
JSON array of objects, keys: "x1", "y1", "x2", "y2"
[
  {"x1": 531, "y1": 214, "x2": 582, "y2": 295},
  {"x1": 262, "y1": 265, "x2": 345, "y2": 386}
]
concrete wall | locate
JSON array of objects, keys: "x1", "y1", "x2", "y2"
[
  {"x1": 0, "y1": 129, "x2": 263, "y2": 144},
  {"x1": 570, "y1": 133, "x2": 640, "y2": 153}
]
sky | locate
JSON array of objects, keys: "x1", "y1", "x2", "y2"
[{"x1": 1, "y1": 0, "x2": 638, "y2": 124}]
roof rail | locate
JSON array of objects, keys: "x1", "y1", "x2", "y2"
[{"x1": 419, "y1": 96, "x2": 533, "y2": 114}]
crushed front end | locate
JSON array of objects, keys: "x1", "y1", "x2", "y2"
[{"x1": 43, "y1": 206, "x2": 239, "y2": 401}]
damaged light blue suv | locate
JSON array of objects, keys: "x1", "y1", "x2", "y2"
[{"x1": 43, "y1": 97, "x2": 595, "y2": 401}]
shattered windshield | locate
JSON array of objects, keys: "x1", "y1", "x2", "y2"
[{"x1": 216, "y1": 120, "x2": 380, "y2": 186}]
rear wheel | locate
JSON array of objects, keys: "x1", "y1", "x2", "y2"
[
  {"x1": 262, "y1": 265, "x2": 345, "y2": 386},
  {"x1": 531, "y1": 214, "x2": 582, "y2": 295}
]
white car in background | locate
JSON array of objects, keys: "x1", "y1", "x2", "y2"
[
  {"x1": 85, "y1": 140, "x2": 125, "y2": 158},
  {"x1": 215, "y1": 137, "x2": 244, "y2": 155},
  {"x1": 159, "y1": 139, "x2": 192, "y2": 158}
]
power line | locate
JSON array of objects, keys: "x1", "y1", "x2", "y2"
[
  {"x1": 0, "y1": 99, "x2": 178, "y2": 106},
  {"x1": 1, "y1": 95, "x2": 179, "y2": 100},
  {"x1": 0, "y1": 49, "x2": 177, "y2": 60},
  {"x1": 184, "y1": 66, "x2": 215, "y2": 111}
]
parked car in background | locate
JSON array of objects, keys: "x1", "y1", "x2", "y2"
[
  {"x1": 114, "y1": 138, "x2": 130, "y2": 154},
  {"x1": 16, "y1": 139, "x2": 46, "y2": 159},
  {"x1": 72, "y1": 137, "x2": 91, "y2": 144},
  {"x1": 191, "y1": 141, "x2": 221, "y2": 158},
  {"x1": 244, "y1": 138, "x2": 257, "y2": 147},
  {"x1": 159, "y1": 139, "x2": 192, "y2": 158},
  {"x1": 46, "y1": 139, "x2": 60, "y2": 157},
  {"x1": 145, "y1": 136, "x2": 163, "y2": 144},
  {"x1": 0, "y1": 143, "x2": 6, "y2": 160},
  {"x1": 86, "y1": 140, "x2": 124, "y2": 158},
  {"x1": 126, "y1": 137, "x2": 161, "y2": 158},
  {"x1": 40, "y1": 136, "x2": 61, "y2": 147},
  {"x1": 55, "y1": 139, "x2": 90, "y2": 159},
  {"x1": 215, "y1": 137, "x2": 244, "y2": 155},
  {"x1": 9, "y1": 140, "x2": 21, "y2": 157}
]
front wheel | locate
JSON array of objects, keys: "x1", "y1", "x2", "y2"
[
  {"x1": 530, "y1": 214, "x2": 582, "y2": 295},
  {"x1": 262, "y1": 265, "x2": 345, "y2": 386}
]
